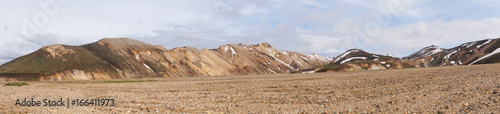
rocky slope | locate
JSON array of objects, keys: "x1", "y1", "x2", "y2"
[
  {"x1": 0, "y1": 38, "x2": 329, "y2": 81},
  {"x1": 310, "y1": 49, "x2": 407, "y2": 73},
  {"x1": 404, "y1": 38, "x2": 500, "y2": 67},
  {"x1": 402, "y1": 45, "x2": 444, "y2": 60}
]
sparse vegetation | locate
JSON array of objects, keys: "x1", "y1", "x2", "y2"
[
  {"x1": 317, "y1": 64, "x2": 350, "y2": 72},
  {"x1": 403, "y1": 63, "x2": 415, "y2": 68},
  {"x1": 0, "y1": 45, "x2": 118, "y2": 76},
  {"x1": 96, "y1": 80, "x2": 157, "y2": 83},
  {"x1": 292, "y1": 67, "x2": 316, "y2": 73},
  {"x1": 4, "y1": 82, "x2": 29, "y2": 87}
]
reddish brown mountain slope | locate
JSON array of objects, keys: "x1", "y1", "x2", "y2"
[{"x1": 0, "y1": 38, "x2": 328, "y2": 81}]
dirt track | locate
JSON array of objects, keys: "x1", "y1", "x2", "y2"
[{"x1": 1, "y1": 64, "x2": 500, "y2": 113}]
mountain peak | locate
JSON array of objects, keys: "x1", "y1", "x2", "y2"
[
  {"x1": 346, "y1": 49, "x2": 362, "y2": 52},
  {"x1": 308, "y1": 53, "x2": 329, "y2": 63},
  {"x1": 331, "y1": 49, "x2": 372, "y2": 64},
  {"x1": 40, "y1": 44, "x2": 75, "y2": 58},
  {"x1": 403, "y1": 45, "x2": 444, "y2": 60},
  {"x1": 258, "y1": 42, "x2": 272, "y2": 48},
  {"x1": 89, "y1": 38, "x2": 157, "y2": 51},
  {"x1": 41, "y1": 44, "x2": 65, "y2": 50},
  {"x1": 425, "y1": 45, "x2": 440, "y2": 49},
  {"x1": 96, "y1": 38, "x2": 148, "y2": 45}
]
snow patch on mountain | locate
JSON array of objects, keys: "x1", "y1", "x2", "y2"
[
  {"x1": 404, "y1": 45, "x2": 444, "y2": 59},
  {"x1": 333, "y1": 50, "x2": 358, "y2": 63},
  {"x1": 325, "y1": 56, "x2": 335, "y2": 61},
  {"x1": 463, "y1": 42, "x2": 476, "y2": 48},
  {"x1": 308, "y1": 54, "x2": 328, "y2": 62},
  {"x1": 430, "y1": 49, "x2": 443, "y2": 55},
  {"x1": 230, "y1": 47, "x2": 236, "y2": 55},
  {"x1": 477, "y1": 39, "x2": 492, "y2": 48},
  {"x1": 143, "y1": 63, "x2": 153, "y2": 72},
  {"x1": 299, "y1": 56, "x2": 309, "y2": 60},
  {"x1": 340, "y1": 57, "x2": 367, "y2": 64},
  {"x1": 450, "y1": 61, "x2": 456, "y2": 66},
  {"x1": 296, "y1": 61, "x2": 304, "y2": 66},
  {"x1": 267, "y1": 48, "x2": 275, "y2": 56},
  {"x1": 469, "y1": 47, "x2": 500, "y2": 65},
  {"x1": 271, "y1": 55, "x2": 294, "y2": 70},
  {"x1": 444, "y1": 50, "x2": 458, "y2": 61},
  {"x1": 308, "y1": 54, "x2": 321, "y2": 59},
  {"x1": 267, "y1": 68, "x2": 276, "y2": 73}
]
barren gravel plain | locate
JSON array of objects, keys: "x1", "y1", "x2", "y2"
[{"x1": 1, "y1": 63, "x2": 500, "y2": 113}]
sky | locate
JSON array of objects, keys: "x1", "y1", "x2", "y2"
[{"x1": 1, "y1": 0, "x2": 500, "y2": 64}]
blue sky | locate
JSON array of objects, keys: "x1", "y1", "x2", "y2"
[{"x1": 1, "y1": 0, "x2": 500, "y2": 64}]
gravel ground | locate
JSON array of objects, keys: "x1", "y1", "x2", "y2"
[{"x1": 1, "y1": 63, "x2": 500, "y2": 113}]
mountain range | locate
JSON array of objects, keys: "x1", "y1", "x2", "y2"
[
  {"x1": 0, "y1": 38, "x2": 329, "y2": 81},
  {"x1": 309, "y1": 38, "x2": 500, "y2": 73},
  {"x1": 0, "y1": 37, "x2": 499, "y2": 81}
]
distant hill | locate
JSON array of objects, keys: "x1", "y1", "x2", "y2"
[
  {"x1": 0, "y1": 38, "x2": 329, "y2": 81},
  {"x1": 2, "y1": 37, "x2": 499, "y2": 80},
  {"x1": 310, "y1": 49, "x2": 408, "y2": 73}
]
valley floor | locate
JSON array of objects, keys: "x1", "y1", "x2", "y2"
[{"x1": 1, "y1": 64, "x2": 500, "y2": 113}]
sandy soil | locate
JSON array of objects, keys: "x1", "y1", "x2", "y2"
[{"x1": 1, "y1": 64, "x2": 500, "y2": 113}]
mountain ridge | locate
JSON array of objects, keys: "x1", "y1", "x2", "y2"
[
  {"x1": 0, "y1": 38, "x2": 329, "y2": 81},
  {"x1": 1, "y1": 37, "x2": 499, "y2": 80},
  {"x1": 308, "y1": 38, "x2": 500, "y2": 73}
]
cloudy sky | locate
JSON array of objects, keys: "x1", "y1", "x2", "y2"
[{"x1": 1, "y1": 0, "x2": 500, "y2": 64}]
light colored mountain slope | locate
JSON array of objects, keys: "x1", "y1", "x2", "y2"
[{"x1": 0, "y1": 38, "x2": 328, "y2": 81}]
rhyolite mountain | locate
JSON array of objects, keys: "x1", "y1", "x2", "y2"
[
  {"x1": 0, "y1": 38, "x2": 329, "y2": 81},
  {"x1": 404, "y1": 38, "x2": 500, "y2": 67},
  {"x1": 2, "y1": 37, "x2": 499, "y2": 80},
  {"x1": 308, "y1": 38, "x2": 500, "y2": 73},
  {"x1": 309, "y1": 49, "x2": 408, "y2": 73}
]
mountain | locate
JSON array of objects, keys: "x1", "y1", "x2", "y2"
[
  {"x1": 310, "y1": 49, "x2": 407, "y2": 72},
  {"x1": 310, "y1": 38, "x2": 500, "y2": 73},
  {"x1": 405, "y1": 38, "x2": 500, "y2": 67},
  {"x1": 2, "y1": 37, "x2": 498, "y2": 80},
  {"x1": 325, "y1": 56, "x2": 335, "y2": 61},
  {"x1": 308, "y1": 54, "x2": 330, "y2": 62},
  {"x1": 0, "y1": 38, "x2": 329, "y2": 81},
  {"x1": 403, "y1": 45, "x2": 444, "y2": 60}
]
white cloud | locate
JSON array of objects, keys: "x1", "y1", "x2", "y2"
[
  {"x1": 377, "y1": 18, "x2": 500, "y2": 49},
  {"x1": 1, "y1": 0, "x2": 500, "y2": 64}
]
